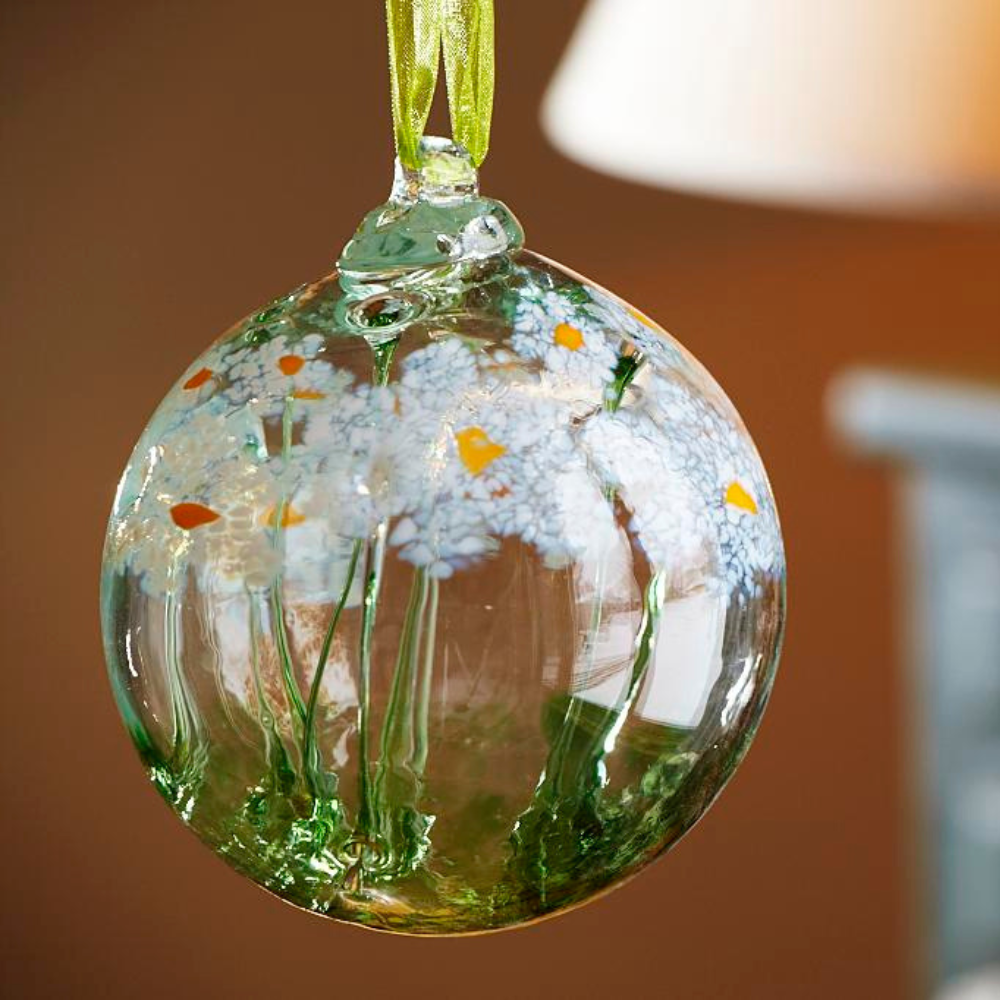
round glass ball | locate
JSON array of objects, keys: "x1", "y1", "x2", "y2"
[{"x1": 101, "y1": 144, "x2": 785, "y2": 934}]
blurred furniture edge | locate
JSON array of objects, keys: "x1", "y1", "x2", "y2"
[
  {"x1": 543, "y1": 0, "x2": 1000, "y2": 215},
  {"x1": 938, "y1": 964, "x2": 1000, "y2": 1000},
  {"x1": 829, "y1": 369, "x2": 1000, "y2": 995}
]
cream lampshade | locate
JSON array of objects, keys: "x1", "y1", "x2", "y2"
[{"x1": 542, "y1": 0, "x2": 1000, "y2": 212}]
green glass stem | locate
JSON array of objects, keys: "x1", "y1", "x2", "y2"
[
  {"x1": 345, "y1": 334, "x2": 405, "y2": 876},
  {"x1": 377, "y1": 569, "x2": 429, "y2": 771},
  {"x1": 157, "y1": 569, "x2": 208, "y2": 815},
  {"x1": 302, "y1": 540, "x2": 363, "y2": 804},
  {"x1": 248, "y1": 588, "x2": 296, "y2": 798},
  {"x1": 508, "y1": 569, "x2": 666, "y2": 899},
  {"x1": 370, "y1": 336, "x2": 399, "y2": 385},
  {"x1": 200, "y1": 592, "x2": 247, "y2": 745},
  {"x1": 354, "y1": 521, "x2": 388, "y2": 847},
  {"x1": 531, "y1": 348, "x2": 645, "y2": 801},
  {"x1": 606, "y1": 350, "x2": 643, "y2": 412},
  {"x1": 370, "y1": 568, "x2": 436, "y2": 874},
  {"x1": 581, "y1": 569, "x2": 667, "y2": 768},
  {"x1": 412, "y1": 575, "x2": 439, "y2": 775},
  {"x1": 267, "y1": 397, "x2": 308, "y2": 728},
  {"x1": 164, "y1": 584, "x2": 200, "y2": 762},
  {"x1": 268, "y1": 576, "x2": 305, "y2": 727},
  {"x1": 542, "y1": 533, "x2": 609, "y2": 801}
]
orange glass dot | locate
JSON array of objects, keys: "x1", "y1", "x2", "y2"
[
  {"x1": 170, "y1": 502, "x2": 221, "y2": 530},
  {"x1": 182, "y1": 367, "x2": 214, "y2": 390}
]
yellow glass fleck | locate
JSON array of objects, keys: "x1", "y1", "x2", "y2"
[
  {"x1": 627, "y1": 306, "x2": 657, "y2": 330},
  {"x1": 264, "y1": 504, "x2": 307, "y2": 528},
  {"x1": 725, "y1": 481, "x2": 758, "y2": 515},
  {"x1": 553, "y1": 322, "x2": 584, "y2": 351},
  {"x1": 455, "y1": 426, "x2": 505, "y2": 475}
]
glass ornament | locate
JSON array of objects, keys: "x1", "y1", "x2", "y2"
[{"x1": 101, "y1": 139, "x2": 785, "y2": 934}]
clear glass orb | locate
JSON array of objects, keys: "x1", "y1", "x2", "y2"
[{"x1": 101, "y1": 139, "x2": 785, "y2": 934}]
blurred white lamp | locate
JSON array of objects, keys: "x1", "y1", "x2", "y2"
[{"x1": 543, "y1": 0, "x2": 1000, "y2": 212}]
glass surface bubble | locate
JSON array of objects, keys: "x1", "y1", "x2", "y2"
[{"x1": 101, "y1": 139, "x2": 785, "y2": 934}]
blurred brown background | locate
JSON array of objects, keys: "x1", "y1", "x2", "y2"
[{"x1": 3, "y1": 2, "x2": 999, "y2": 998}]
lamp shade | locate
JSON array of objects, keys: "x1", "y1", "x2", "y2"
[{"x1": 543, "y1": 0, "x2": 1000, "y2": 212}]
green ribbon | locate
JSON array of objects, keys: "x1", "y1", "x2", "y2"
[{"x1": 386, "y1": 0, "x2": 494, "y2": 169}]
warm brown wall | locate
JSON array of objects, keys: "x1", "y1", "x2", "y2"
[{"x1": 4, "y1": 3, "x2": 1000, "y2": 998}]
